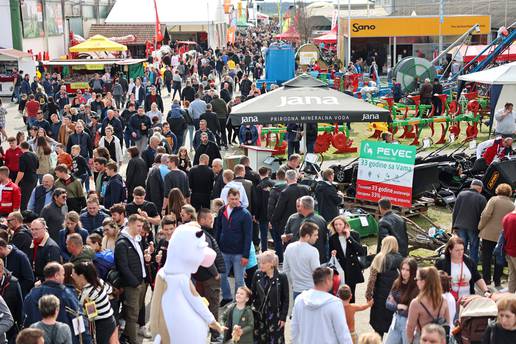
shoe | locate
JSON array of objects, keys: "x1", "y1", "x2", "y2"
[
  {"x1": 138, "y1": 326, "x2": 152, "y2": 338},
  {"x1": 220, "y1": 298, "x2": 232, "y2": 307}
]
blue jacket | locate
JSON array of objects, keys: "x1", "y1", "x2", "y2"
[
  {"x1": 20, "y1": 80, "x2": 31, "y2": 95},
  {"x1": 5, "y1": 245, "x2": 34, "y2": 297},
  {"x1": 58, "y1": 227, "x2": 89, "y2": 261},
  {"x1": 104, "y1": 174, "x2": 126, "y2": 209},
  {"x1": 23, "y1": 281, "x2": 92, "y2": 344},
  {"x1": 80, "y1": 211, "x2": 108, "y2": 234},
  {"x1": 214, "y1": 206, "x2": 253, "y2": 258},
  {"x1": 239, "y1": 125, "x2": 258, "y2": 145}
]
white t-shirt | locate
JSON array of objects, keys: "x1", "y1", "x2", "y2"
[
  {"x1": 444, "y1": 292, "x2": 456, "y2": 325},
  {"x1": 451, "y1": 261, "x2": 471, "y2": 299}
]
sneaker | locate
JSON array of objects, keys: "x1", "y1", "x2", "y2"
[
  {"x1": 220, "y1": 298, "x2": 232, "y2": 307},
  {"x1": 138, "y1": 326, "x2": 152, "y2": 338}
]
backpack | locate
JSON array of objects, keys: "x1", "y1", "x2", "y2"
[{"x1": 420, "y1": 300, "x2": 450, "y2": 342}]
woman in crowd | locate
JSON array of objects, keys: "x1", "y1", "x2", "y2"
[
  {"x1": 251, "y1": 250, "x2": 289, "y2": 344},
  {"x1": 58, "y1": 211, "x2": 89, "y2": 262},
  {"x1": 167, "y1": 188, "x2": 187, "y2": 220},
  {"x1": 328, "y1": 215, "x2": 365, "y2": 303},
  {"x1": 72, "y1": 261, "x2": 117, "y2": 344},
  {"x1": 177, "y1": 146, "x2": 192, "y2": 173},
  {"x1": 406, "y1": 266, "x2": 449, "y2": 343},
  {"x1": 384, "y1": 257, "x2": 419, "y2": 344},
  {"x1": 101, "y1": 220, "x2": 119, "y2": 251},
  {"x1": 482, "y1": 294, "x2": 516, "y2": 343},
  {"x1": 366, "y1": 236, "x2": 403, "y2": 337},
  {"x1": 35, "y1": 136, "x2": 53, "y2": 181},
  {"x1": 478, "y1": 183, "x2": 515, "y2": 287},
  {"x1": 435, "y1": 236, "x2": 490, "y2": 300},
  {"x1": 98, "y1": 125, "x2": 123, "y2": 165}
]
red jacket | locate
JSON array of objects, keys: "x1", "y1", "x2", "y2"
[
  {"x1": 0, "y1": 181, "x2": 21, "y2": 215},
  {"x1": 482, "y1": 139, "x2": 510, "y2": 164},
  {"x1": 4, "y1": 147, "x2": 22, "y2": 173},
  {"x1": 503, "y1": 212, "x2": 516, "y2": 257}
]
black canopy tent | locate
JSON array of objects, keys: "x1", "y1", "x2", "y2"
[{"x1": 229, "y1": 74, "x2": 390, "y2": 125}]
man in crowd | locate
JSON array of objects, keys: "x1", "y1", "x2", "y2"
[
  {"x1": 6, "y1": 211, "x2": 32, "y2": 259},
  {"x1": 0, "y1": 237, "x2": 34, "y2": 296},
  {"x1": 194, "y1": 132, "x2": 221, "y2": 166},
  {"x1": 66, "y1": 233, "x2": 95, "y2": 265},
  {"x1": 284, "y1": 196, "x2": 328, "y2": 263},
  {"x1": 126, "y1": 186, "x2": 161, "y2": 226},
  {"x1": 103, "y1": 162, "x2": 126, "y2": 209},
  {"x1": 189, "y1": 154, "x2": 215, "y2": 210},
  {"x1": 66, "y1": 121, "x2": 93, "y2": 160},
  {"x1": 29, "y1": 218, "x2": 61, "y2": 282},
  {"x1": 494, "y1": 102, "x2": 515, "y2": 138},
  {"x1": 220, "y1": 170, "x2": 249, "y2": 209},
  {"x1": 129, "y1": 105, "x2": 152, "y2": 154},
  {"x1": 283, "y1": 222, "x2": 321, "y2": 299},
  {"x1": 54, "y1": 164, "x2": 86, "y2": 213},
  {"x1": 211, "y1": 158, "x2": 225, "y2": 200},
  {"x1": 193, "y1": 120, "x2": 217, "y2": 151},
  {"x1": 27, "y1": 174, "x2": 54, "y2": 215},
  {"x1": 40, "y1": 188, "x2": 68, "y2": 242},
  {"x1": 15, "y1": 141, "x2": 39, "y2": 210},
  {"x1": 210, "y1": 94, "x2": 228, "y2": 148},
  {"x1": 0, "y1": 166, "x2": 21, "y2": 217},
  {"x1": 315, "y1": 168, "x2": 343, "y2": 222},
  {"x1": 163, "y1": 155, "x2": 191, "y2": 209},
  {"x1": 452, "y1": 180, "x2": 487, "y2": 264},
  {"x1": 377, "y1": 197, "x2": 409, "y2": 257},
  {"x1": 115, "y1": 214, "x2": 147, "y2": 344},
  {"x1": 189, "y1": 93, "x2": 207, "y2": 130},
  {"x1": 215, "y1": 189, "x2": 252, "y2": 307},
  {"x1": 290, "y1": 266, "x2": 352, "y2": 344},
  {"x1": 80, "y1": 197, "x2": 108, "y2": 234}
]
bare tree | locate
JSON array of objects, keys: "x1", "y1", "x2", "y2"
[{"x1": 295, "y1": 2, "x2": 311, "y2": 44}]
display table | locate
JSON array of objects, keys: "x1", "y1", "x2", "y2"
[{"x1": 242, "y1": 145, "x2": 277, "y2": 170}]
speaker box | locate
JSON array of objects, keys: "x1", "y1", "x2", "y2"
[
  {"x1": 412, "y1": 162, "x2": 440, "y2": 198},
  {"x1": 482, "y1": 158, "x2": 516, "y2": 198}
]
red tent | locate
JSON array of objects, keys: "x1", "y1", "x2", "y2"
[
  {"x1": 452, "y1": 42, "x2": 516, "y2": 63},
  {"x1": 276, "y1": 27, "x2": 300, "y2": 41},
  {"x1": 313, "y1": 28, "x2": 337, "y2": 45}
]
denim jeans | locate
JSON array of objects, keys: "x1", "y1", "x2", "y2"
[
  {"x1": 456, "y1": 229, "x2": 479, "y2": 264},
  {"x1": 259, "y1": 221, "x2": 269, "y2": 253},
  {"x1": 384, "y1": 313, "x2": 409, "y2": 344},
  {"x1": 220, "y1": 253, "x2": 245, "y2": 300},
  {"x1": 80, "y1": 173, "x2": 90, "y2": 193}
]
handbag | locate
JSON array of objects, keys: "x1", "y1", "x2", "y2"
[
  {"x1": 328, "y1": 255, "x2": 345, "y2": 285},
  {"x1": 357, "y1": 245, "x2": 373, "y2": 270}
]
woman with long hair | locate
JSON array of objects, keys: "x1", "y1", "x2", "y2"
[
  {"x1": 35, "y1": 136, "x2": 52, "y2": 181},
  {"x1": 435, "y1": 236, "x2": 489, "y2": 300},
  {"x1": 72, "y1": 261, "x2": 117, "y2": 344},
  {"x1": 384, "y1": 258, "x2": 419, "y2": 344},
  {"x1": 251, "y1": 250, "x2": 289, "y2": 344},
  {"x1": 177, "y1": 146, "x2": 192, "y2": 173},
  {"x1": 58, "y1": 211, "x2": 89, "y2": 262},
  {"x1": 101, "y1": 219, "x2": 119, "y2": 251},
  {"x1": 366, "y1": 236, "x2": 403, "y2": 337},
  {"x1": 167, "y1": 187, "x2": 187, "y2": 219},
  {"x1": 328, "y1": 215, "x2": 365, "y2": 303},
  {"x1": 406, "y1": 266, "x2": 449, "y2": 343},
  {"x1": 98, "y1": 125, "x2": 123, "y2": 164}
]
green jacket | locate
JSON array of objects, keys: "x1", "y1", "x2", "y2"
[
  {"x1": 222, "y1": 304, "x2": 254, "y2": 344},
  {"x1": 70, "y1": 246, "x2": 96, "y2": 266},
  {"x1": 210, "y1": 97, "x2": 228, "y2": 119}
]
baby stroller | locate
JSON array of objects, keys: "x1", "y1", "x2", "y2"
[{"x1": 452, "y1": 296, "x2": 498, "y2": 344}]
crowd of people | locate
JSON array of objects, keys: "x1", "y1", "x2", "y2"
[{"x1": 0, "y1": 26, "x2": 514, "y2": 344}]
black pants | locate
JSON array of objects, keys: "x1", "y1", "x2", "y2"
[
  {"x1": 218, "y1": 118, "x2": 227, "y2": 146},
  {"x1": 172, "y1": 81, "x2": 182, "y2": 100},
  {"x1": 245, "y1": 265, "x2": 258, "y2": 289},
  {"x1": 20, "y1": 181, "x2": 37, "y2": 211},
  {"x1": 481, "y1": 239, "x2": 503, "y2": 285},
  {"x1": 165, "y1": 80, "x2": 172, "y2": 94},
  {"x1": 191, "y1": 193, "x2": 211, "y2": 211},
  {"x1": 95, "y1": 316, "x2": 117, "y2": 344}
]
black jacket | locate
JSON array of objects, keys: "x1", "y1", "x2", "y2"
[
  {"x1": 0, "y1": 272, "x2": 23, "y2": 339},
  {"x1": 114, "y1": 234, "x2": 145, "y2": 288},
  {"x1": 329, "y1": 231, "x2": 365, "y2": 286},
  {"x1": 33, "y1": 235, "x2": 62, "y2": 281},
  {"x1": 145, "y1": 166, "x2": 165, "y2": 211},
  {"x1": 211, "y1": 172, "x2": 225, "y2": 200},
  {"x1": 452, "y1": 189, "x2": 487, "y2": 232},
  {"x1": 271, "y1": 183, "x2": 310, "y2": 230},
  {"x1": 254, "y1": 177, "x2": 274, "y2": 222},
  {"x1": 251, "y1": 270, "x2": 290, "y2": 321},
  {"x1": 192, "y1": 227, "x2": 226, "y2": 281},
  {"x1": 315, "y1": 181, "x2": 342, "y2": 222},
  {"x1": 144, "y1": 94, "x2": 164, "y2": 113},
  {"x1": 244, "y1": 166, "x2": 260, "y2": 186},
  {"x1": 435, "y1": 254, "x2": 481, "y2": 295},
  {"x1": 200, "y1": 111, "x2": 221, "y2": 134},
  {"x1": 126, "y1": 157, "x2": 149, "y2": 201},
  {"x1": 193, "y1": 141, "x2": 221, "y2": 166},
  {"x1": 11, "y1": 226, "x2": 32, "y2": 260},
  {"x1": 377, "y1": 211, "x2": 409, "y2": 257},
  {"x1": 5, "y1": 245, "x2": 34, "y2": 297},
  {"x1": 267, "y1": 182, "x2": 287, "y2": 223}
]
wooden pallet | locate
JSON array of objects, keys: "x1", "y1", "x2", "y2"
[{"x1": 342, "y1": 196, "x2": 434, "y2": 218}]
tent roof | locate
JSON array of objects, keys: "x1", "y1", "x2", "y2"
[
  {"x1": 458, "y1": 62, "x2": 516, "y2": 85},
  {"x1": 0, "y1": 48, "x2": 32, "y2": 59},
  {"x1": 449, "y1": 42, "x2": 516, "y2": 63},
  {"x1": 276, "y1": 27, "x2": 300, "y2": 41},
  {"x1": 229, "y1": 74, "x2": 389, "y2": 125},
  {"x1": 88, "y1": 24, "x2": 167, "y2": 45},
  {"x1": 106, "y1": 0, "x2": 225, "y2": 25},
  {"x1": 70, "y1": 35, "x2": 127, "y2": 53},
  {"x1": 313, "y1": 28, "x2": 337, "y2": 44}
]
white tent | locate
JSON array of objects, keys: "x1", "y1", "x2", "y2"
[
  {"x1": 458, "y1": 62, "x2": 516, "y2": 85},
  {"x1": 105, "y1": 0, "x2": 226, "y2": 49}
]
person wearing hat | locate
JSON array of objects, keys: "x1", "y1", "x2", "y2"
[{"x1": 452, "y1": 179, "x2": 487, "y2": 264}]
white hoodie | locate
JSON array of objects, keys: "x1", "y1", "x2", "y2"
[{"x1": 291, "y1": 289, "x2": 353, "y2": 344}]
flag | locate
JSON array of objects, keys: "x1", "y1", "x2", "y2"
[{"x1": 153, "y1": 0, "x2": 163, "y2": 42}]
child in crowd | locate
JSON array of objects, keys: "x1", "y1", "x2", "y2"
[
  {"x1": 338, "y1": 285, "x2": 373, "y2": 344},
  {"x1": 222, "y1": 286, "x2": 254, "y2": 344},
  {"x1": 56, "y1": 143, "x2": 72, "y2": 169}
]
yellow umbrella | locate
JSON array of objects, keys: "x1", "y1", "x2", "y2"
[{"x1": 69, "y1": 35, "x2": 127, "y2": 53}]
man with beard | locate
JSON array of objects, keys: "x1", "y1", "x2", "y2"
[{"x1": 193, "y1": 132, "x2": 221, "y2": 166}]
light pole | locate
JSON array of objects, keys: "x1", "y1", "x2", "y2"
[{"x1": 347, "y1": 0, "x2": 351, "y2": 65}]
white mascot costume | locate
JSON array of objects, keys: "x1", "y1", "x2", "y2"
[{"x1": 150, "y1": 223, "x2": 217, "y2": 344}]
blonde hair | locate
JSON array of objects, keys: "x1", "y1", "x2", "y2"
[
  {"x1": 371, "y1": 236, "x2": 399, "y2": 272},
  {"x1": 327, "y1": 215, "x2": 350, "y2": 236},
  {"x1": 258, "y1": 250, "x2": 279, "y2": 268},
  {"x1": 358, "y1": 332, "x2": 382, "y2": 344},
  {"x1": 497, "y1": 294, "x2": 516, "y2": 320}
]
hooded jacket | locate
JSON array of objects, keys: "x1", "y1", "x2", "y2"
[{"x1": 291, "y1": 289, "x2": 352, "y2": 344}]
